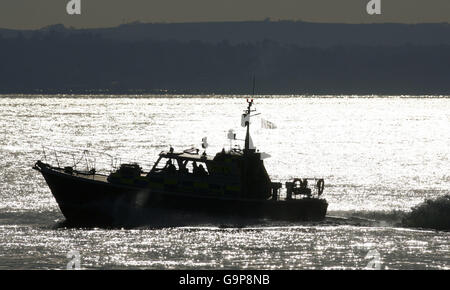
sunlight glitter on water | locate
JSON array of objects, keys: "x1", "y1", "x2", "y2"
[{"x1": 0, "y1": 95, "x2": 448, "y2": 269}]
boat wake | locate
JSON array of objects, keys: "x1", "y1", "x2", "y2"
[
  {"x1": 328, "y1": 194, "x2": 450, "y2": 231},
  {"x1": 326, "y1": 210, "x2": 406, "y2": 227},
  {"x1": 401, "y1": 194, "x2": 450, "y2": 231},
  {"x1": 54, "y1": 209, "x2": 399, "y2": 229}
]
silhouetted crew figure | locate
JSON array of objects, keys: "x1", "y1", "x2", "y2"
[
  {"x1": 197, "y1": 164, "x2": 207, "y2": 176},
  {"x1": 192, "y1": 161, "x2": 199, "y2": 175},
  {"x1": 165, "y1": 159, "x2": 176, "y2": 174},
  {"x1": 179, "y1": 164, "x2": 189, "y2": 175}
]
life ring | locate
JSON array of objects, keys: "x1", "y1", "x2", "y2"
[{"x1": 317, "y1": 179, "x2": 325, "y2": 196}]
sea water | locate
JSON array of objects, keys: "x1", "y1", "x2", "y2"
[{"x1": 0, "y1": 95, "x2": 448, "y2": 269}]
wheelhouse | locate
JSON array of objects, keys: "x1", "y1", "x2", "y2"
[{"x1": 145, "y1": 149, "x2": 245, "y2": 197}]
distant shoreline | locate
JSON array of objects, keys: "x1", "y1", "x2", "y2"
[
  {"x1": 2, "y1": 21, "x2": 450, "y2": 47},
  {"x1": 0, "y1": 92, "x2": 448, "y2": 98},
  {"x1": 1, "y1": 87, "x2": 450, "y2": 96},
  {"x1": 2, "y1": 22, "x2": 449, "y2": 95}
]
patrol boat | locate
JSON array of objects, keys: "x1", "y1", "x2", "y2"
[{"x1": 33, "y1": 100, "x2": 328, "y2": 225}]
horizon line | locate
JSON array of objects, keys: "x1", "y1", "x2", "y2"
[{"x1": 1, "y1": 19, "x2": 450, "y2": 32}]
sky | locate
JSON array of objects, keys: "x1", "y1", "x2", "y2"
[{"x1": 0, "y1": 0, "x2": 449, "y2": 29}]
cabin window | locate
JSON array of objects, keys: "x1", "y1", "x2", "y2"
[
  {"x1": 187, "y1": 161, "x2": 209, "y2": 176},
  {"x1": 151, "y1": 158, "x2": 208, "y2": 177}
]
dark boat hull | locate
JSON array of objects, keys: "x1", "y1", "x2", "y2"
[{"x1": 36, "y1": 165, "x2": 328, "y2": 226}]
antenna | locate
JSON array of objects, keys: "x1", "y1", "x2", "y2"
[
  {"x1": 242, "y1": 76, "x2": 261, "y2": 152},
  {"x1": 252, "y1": 75, "x2": 256, "y2": 97},
  {"x1": 244, "y1": 99, "x2": 255, "y2": 151}
]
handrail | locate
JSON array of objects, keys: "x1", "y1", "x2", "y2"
[
  {"x1": 40, "y1": 146, "x2": 156, "y2": 174},
  {"x1": 271, "y1": 177, "x2": 326, "y2": 200}
]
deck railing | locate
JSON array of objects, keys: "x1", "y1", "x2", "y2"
[
  {"x1": 39, "y1": 146, "x2": 155, "y2": 174},
  {"x1": 271, "y1": 178, "x2": 325, "y2": 200}
]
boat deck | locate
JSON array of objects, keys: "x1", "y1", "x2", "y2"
[{"x1": 53, "y1": 168, "x2": 109, "y2": 183}]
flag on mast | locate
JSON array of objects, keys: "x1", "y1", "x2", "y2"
[{"x1": 261, "y1": 118, "x2": 277, "y2": 129}]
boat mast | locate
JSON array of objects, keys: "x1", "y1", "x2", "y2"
[
  {"x1": 244, "y1": 75, "x2": 256, "y2": 152},
  {"x1": 244, "y1": 99, "x2": 253, "y2": 151}
]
